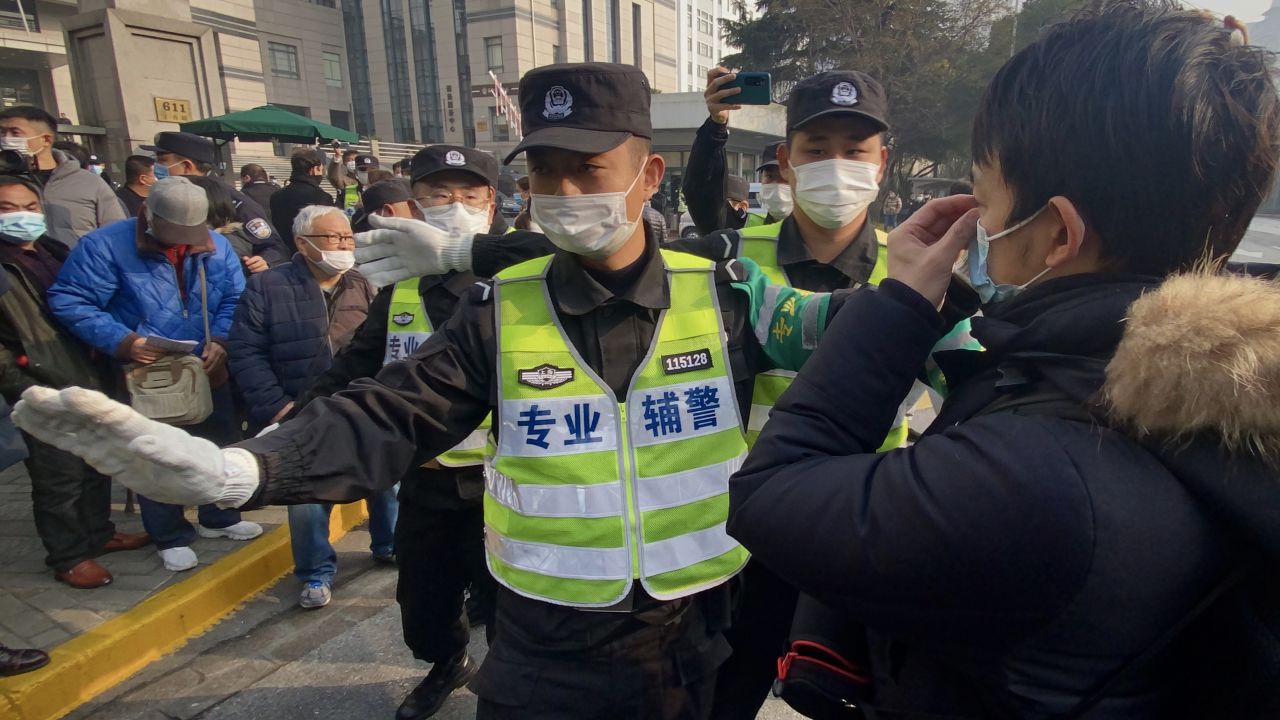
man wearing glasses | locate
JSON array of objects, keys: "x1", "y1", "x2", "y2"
[
  {"x1": 226, "y1": 204, "x2": 385, "y2": 609},
  {"x1": 297, "y1": 145, "x2": 509, "y2": 720}
]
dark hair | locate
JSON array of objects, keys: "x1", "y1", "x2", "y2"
[
  {"x1": 240, "y1": 163, "x2": 267, "y2": 181},
  {"x1": 973, "y1": 0, "x2": 1280, "y2": 275},
  {"x1": 184, "y1": 175, "x2": 237, "y2": 229},
  {"x1": 391, "y1": 160, "x2": 402, "y2": 173},
  {"x1": 53, "y1": 140, "x2": 89, "y2": 169},
  {"x1": 516, "y1": 175, "x2": 530, "y2": 191},
  {"x1": 343, "y1": 149, "x2": 357, "y2": 161},
  {"x1": 0, "y1": 106, "x2": 58, "y2": 135},
  {"x1": 291, "y1": 148, "x2": 324, "y2": 175},
  {"x1": 124, "y1": 155, "x2": 155, "y2": 183}
]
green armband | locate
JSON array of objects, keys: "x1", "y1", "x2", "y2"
[{"x1": 730, "y1": 257, "x2": 832, "y2": 372}]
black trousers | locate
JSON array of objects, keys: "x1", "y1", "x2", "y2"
[
  {"x1": 709, "y1": 560, "x2": 799, "y2": 719},
  {"x1": 394, "y1": 497, "x2": 495, "y2": 664},
  {"x1": 472, "y1": 588, "x2": 732, "y2": 720},
  {"x1": 24, "y1": 433, "x2": 115, "y2": 572}
]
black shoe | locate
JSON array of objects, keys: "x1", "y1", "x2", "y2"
[
  {"x1": 0, "y1": 645, "x2": 50, "y2": 676},
  {"x1": 395, "y1": 654, "x2": 476, "y2": 720}
]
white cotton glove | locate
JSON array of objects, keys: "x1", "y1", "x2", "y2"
[
  {"x1": 354, "y1": 214, "x2": 475, "y2": 287},
  {"x1": 13, "y1": 386, "x2": 260, "y2": 508}
]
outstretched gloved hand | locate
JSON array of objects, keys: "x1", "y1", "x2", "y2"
[
  {"x1": 12, "y1": 386, "x2": 260, "y2": 508},
  {"x1": 354, "y1": 214, "x2": 475, "y2": 287}
]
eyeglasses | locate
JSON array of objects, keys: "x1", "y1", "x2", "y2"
[
  {"x1": 300, "y1": 233, "x2": 355, "y2": 248},
  {"x1": 415, "y1": 189, "x2": 488, "y2": 208}
]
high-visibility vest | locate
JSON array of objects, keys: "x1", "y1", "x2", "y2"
[
  {"x1": 488, "y1": 250, "x2": 749, "y2": 607},
  {"x1": 342, "y1": 184, "x2": 360, "y2": 216},
  {"x1": 737, "y1": 221, "x2": 906, "y2": 450},
  {"x1": 384, "y1": 279, "x2": 491, "y2": 467},
  {"x1": 744, "y1": 213, "x2": 767, "y2": 229}
]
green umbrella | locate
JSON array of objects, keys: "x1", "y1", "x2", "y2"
[{"x1": 180, "y1": 104, "x2": 358, "y2": 144}]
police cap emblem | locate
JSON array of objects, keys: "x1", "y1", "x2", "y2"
[
  {"x1": 830, "y1": 81, "x2": 859, "y2": 107},
  {"x1": 444, "y1": 150, "x2": 466, "y2": 166},
  {"x1": 542, "y1": 86, "x2": 574, "y2": 121},
  {"x1": 518, "y1": 363, "x2": 575, "y2": 389}
]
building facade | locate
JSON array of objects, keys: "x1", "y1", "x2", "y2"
[
  {"x1": 1, "y1": 0, "x2": 81, "y2": 118},
  {"x1": 674, "y1": 0, "x2": 737, "y2": 92},
  {"x1": 341, "y1": 0, "x2": 681, "y2": 170}
]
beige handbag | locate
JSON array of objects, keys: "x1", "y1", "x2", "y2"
[{"x1": 124, "y1": 263, "x2": 214, "y2": 426}]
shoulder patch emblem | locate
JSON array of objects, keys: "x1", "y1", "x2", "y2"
[
  {"x1": 245, "y1": 217, "x2": 273, "y2": 239},
  {"x1": 518, "y1": 363, "x2": 575, "y2": 389}
]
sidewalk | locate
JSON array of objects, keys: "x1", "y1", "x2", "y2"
[{"x1": 0, "y1": 464, "x2": 285, "y2": 654}]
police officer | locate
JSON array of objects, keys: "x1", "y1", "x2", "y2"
[
  {"x1": 681, "y1": 68, "x2": 794, "y2": 235},
  {"x1": 140, "y1": 132, "x2": 290, "y2": 265},
  {"x1": 300, "y1": 145, "x2": 507, "y2": 720},
  {"x1": 16, "y1": 63, "x2": 871, "y2": 719},
  {"x1": 674, "y1": 70, "x2": 979, "y2": 720}
]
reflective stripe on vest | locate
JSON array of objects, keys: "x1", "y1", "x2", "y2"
[
  {"x1": 384, "y1": 279, "x2": 491, "y2": 467},
  {"x1": 489, "y1": 250, "x2": 749, "y2": 607},
  {"x1": 738, "y1": 223, "x2": 906, "y2": 450}
]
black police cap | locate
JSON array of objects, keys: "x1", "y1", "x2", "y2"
[
  {"x1": 140, "y1": 132, "x2": 217, "y2": 165},
  {"x1": 410, "y1": 145, "x2": 499, "y2": 186},
  {"x1": 504, "y1": 62, "x2": 652, "y2": 164},
  {"x1": 755, "y1": 140, "x2": 785, "y2": 172},
  {"x1": 786, "y1": 71, "x2": 889, "y2": 133},
  {"x1": 726, "y1": 176, "x2": 750, "y2": 202}
]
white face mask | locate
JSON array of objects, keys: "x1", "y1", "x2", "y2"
[
  {"x1": 530, "y1": 164, "x2": 646, "y2": 259},
  {"x1": 758, "y1": 183, "x2": 793, "y2": 219},
  {"x1": 418, "y1": 201, "x2": 491, "y2": 236},
  {"x1": 345, "y1": 161, "x2": 356, "y2": 173},
  {"x1": 791, "y1": 159, "x2": 880, "y2": 229},
  {"x1": 303, "y1": 237, "x2": 355, "y2": 276},
  {"x1": 1, "y1": 135, "x2": 37, "y2": 158},
  {"x1": 356, "y1": 170, "x2": 369, "y2": 185}
]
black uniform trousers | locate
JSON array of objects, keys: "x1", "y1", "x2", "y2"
[
  {"x1": 709, "y1": 560, "x2": 799, "y2": 719},
  {"x1": 394, "y1": 491, "x2": 496, "y2": 664},
  {"x1": 24, "y1": 433, "x2": 115, "y2": 571},
  {"x1": 472, "y1": 587, "x2": 733, "y2": 720}
]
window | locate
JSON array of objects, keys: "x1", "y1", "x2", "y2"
[
  {"x1": 329, "y1": 109, "x2": 350, "y2": 130},
  {"x1": 322, "y1": 51, "x2": 343, "y2": 87},
  {"x1": 305, "y1": 0, "x2": 336, "y2": 6},
  {"x1": 697, "y1": 9, "x2": 713, "y2": 34},
  {"x1": 0, "y1": 0, "x2": 39, "y2": 31},
  {"x1": 268, "y1": 42, "x2": 300, "y2": 79},
  {"x1": 607, "y1": 0, "x2": 620, "y2": 63},
  {"x1": 409, "y1": 0, "x2": 444, "y2": 143},
  {"x1": 582, "y1": 0, "x2": 593, "y2": 61},
  {"x1": 485, "y1": 36, "x2": 504, "y2": 73},
  {"x1": 632, "y1": 4, "x2": 642, "y2": 67},
  {"x1": 489, "y1": 106, "x2": 510, "y2": 142},
  {"x1": 697, "y1": 42, "x2": 712, "y2": 58},
  {"x1": 687, "y1": 61, "x2": 693, "y2": 77}
]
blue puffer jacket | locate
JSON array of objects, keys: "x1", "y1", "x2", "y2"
[
  {"x1": 48, "y1": 217, "x2": 245, "y2": 358},
  {"x1": 227, "y1": 254, "x2": 374, "y2": 426}
]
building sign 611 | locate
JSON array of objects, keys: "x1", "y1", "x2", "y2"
[{"x1": 154, "y1": 98, "x2": 193, "y2": 123}]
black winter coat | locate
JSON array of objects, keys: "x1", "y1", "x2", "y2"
[
  {"x1": 728, "y1": 273, "x2": 1279, "y2": 719},
  {"x1": 269, "y1": 175, "x2": 334, "y2": 242},
  {"x1": 227, "y1": 254, "x2": 374, "y2": 426}
]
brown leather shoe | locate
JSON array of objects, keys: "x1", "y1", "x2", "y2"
[
  {"x1": 0, "y1": 646, "x2": 50, "y2": 676},
  {"x1": 55, "y1": 559, "x2": 113, "y2": 589},
  {"x1": 99, "y1": 531, "x2": 151, "y2": 554}
]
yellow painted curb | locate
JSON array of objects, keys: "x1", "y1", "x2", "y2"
[{"x1": 0, "y1": 501, "x2": 371, "y2": 720}]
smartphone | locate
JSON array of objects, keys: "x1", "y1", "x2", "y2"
[{"x1": 722, "y1": 72, "x2": 772, "y2": 105}]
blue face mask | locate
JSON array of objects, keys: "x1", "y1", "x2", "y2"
[
  {"x1": 961, "y1": 206, "x2": 1051, "y2": 305},
  {"x1": 0, "y1": 211, "x2": 47, "y2": 243},
  {"x1": 152, "y1": 163, "x2": 169, "y2": 180}
]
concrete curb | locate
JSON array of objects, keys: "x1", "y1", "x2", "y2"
[{"x1": 0, "y1": 501, "x2": 370, "y2": 720}]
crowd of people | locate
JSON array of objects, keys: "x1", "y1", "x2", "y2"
[{"x1": 2, "y1": 2, "x2": 1279, "y2": 720}]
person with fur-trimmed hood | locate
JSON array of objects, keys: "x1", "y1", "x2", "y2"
[{"x1": 728, "y1": 3, "x2": 1280, "y2": 719}]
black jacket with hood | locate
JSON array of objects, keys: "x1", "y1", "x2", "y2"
[{"x1": 729, "y1": 271, "x2": 1279, "y2": 719}]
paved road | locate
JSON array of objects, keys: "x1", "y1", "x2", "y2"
[
  {"x1": 68, "y1": 527, "x2": 803, "y2": 720},
  {"x1": 1237, "y1": 215, "x2": 1280, "y2": 263}
]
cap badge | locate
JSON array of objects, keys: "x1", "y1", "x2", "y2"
[
  {"x1": 445, "y1": 150, "x2": 467, "y2": 166},
  {"x1": 543, "y1": 86, "x2": 574, "y2": 121},
  {"x1": 831, "y1": 82, "x2": 859, "y2": 107}
]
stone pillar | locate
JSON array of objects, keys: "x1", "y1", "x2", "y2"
[{"x1": 61, "y1": 0, "x2": 227, "y2": 171}]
